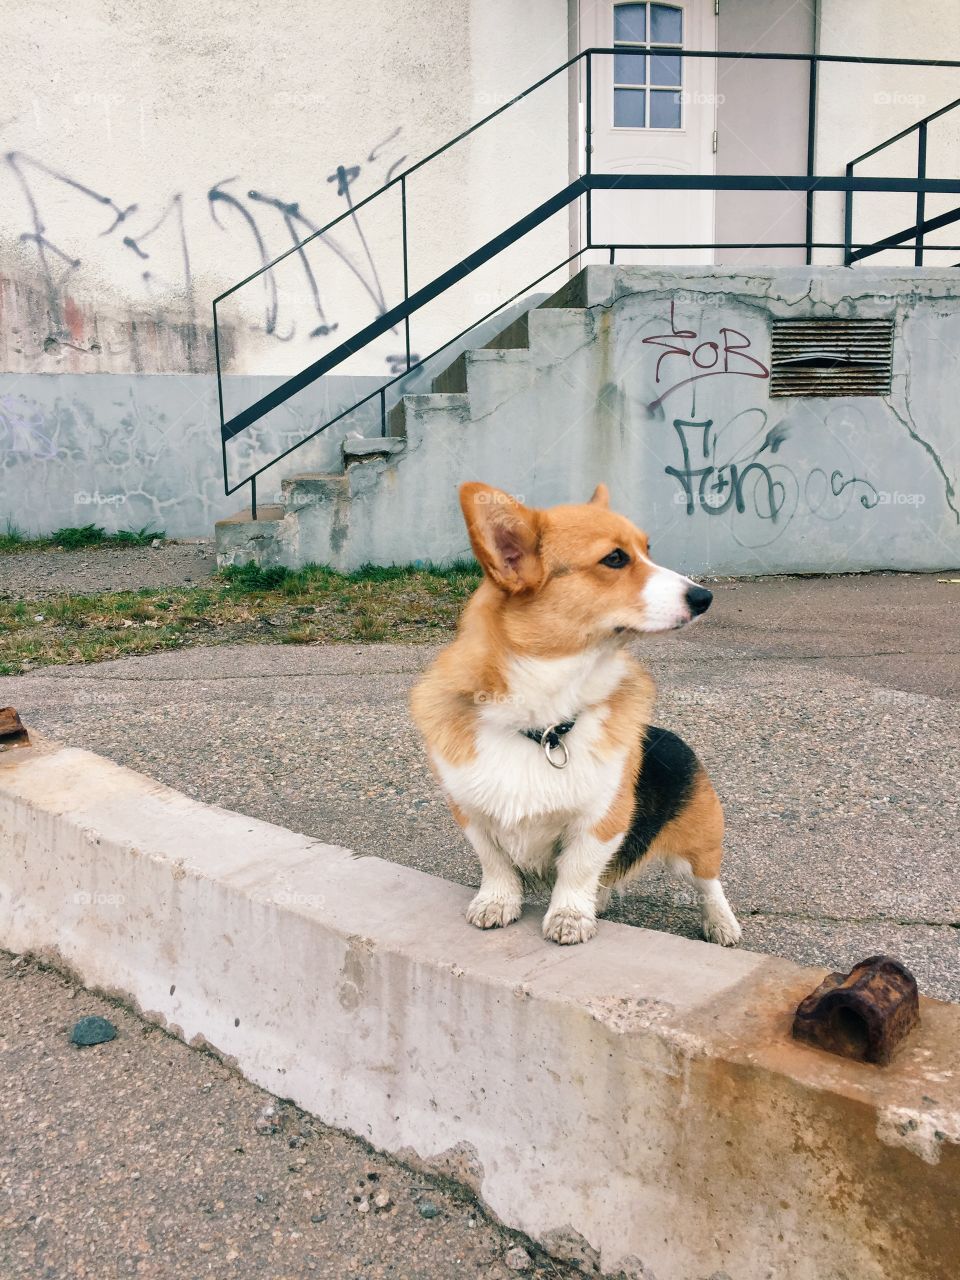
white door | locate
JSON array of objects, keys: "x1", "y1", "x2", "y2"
[{"x1": 579, "y1": 0, "x2": 718, "y2": 264}]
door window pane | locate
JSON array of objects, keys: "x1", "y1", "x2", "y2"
[
  {"x1": 650, "y1": 51, "x2": 681, "y2": 86},
  {"x1": 614, "y1": 51, "x2": 646, "y2": 85},
  {"x1": 614, "y1": 4, "x2": 647, "y2": 43},
  {"x1": 612, "y1": 2, "x2": 683, "y2": 129},
  {"x1": 650, "y1": 4, "x2": 682, "y2": 43},
  {"x1": 614, "y1": 88, "x2": 647, "y2": 128},
  {"x1": 650, "y1": 89, "x2": 682, "y2": 129}
]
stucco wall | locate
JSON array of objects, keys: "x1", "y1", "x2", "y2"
[
  {"x1": 815, "y1": 0, "x2": 960, "y2": 266},
  {"x1": 0, "y1": 0, "x2": 573, "y2": 379}
]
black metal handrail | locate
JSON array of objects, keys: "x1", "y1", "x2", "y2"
[
  {"x1": 214, "y1": 47, "x2": 960, "y2": 516},
  {"x1": 845, "y1": 95, "x2": 960, "y2": 265}
]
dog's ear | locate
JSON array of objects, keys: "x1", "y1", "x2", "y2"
[
  {"x1": 588, "y1": 483, "x2": 610, "y2": 508},
  {"x1": 460, "y1": 483, "x2": 543, "y2": 594}
]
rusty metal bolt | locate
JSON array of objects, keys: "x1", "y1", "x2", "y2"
[
  {"x1": 0, "y1": 707, "x2": 29, "y2": 748},
  {"x1": 792, "y1": 955, "x2": 919, "y2": 1066}
]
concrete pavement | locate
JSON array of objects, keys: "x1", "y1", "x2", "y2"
[
  {"x1": 0, "y1": 951, "x2": 573, "y2": 1280},
  {"x1": 0, "y1": 572, "x2": 958, "y2": 1000}
]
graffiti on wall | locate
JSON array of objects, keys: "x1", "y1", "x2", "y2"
[
  {"x1": 642, "y1": 300, "x2": 770, "y2": 413},
  {"x1": 4, "y1": 126, "x2": 416, "y2": 367},
  {"x1": 664, "y1": 408, "x2": 883, "y2": 547},
  {"x1": 645, "y1": 302, "x2": 887, "y2": 548}
]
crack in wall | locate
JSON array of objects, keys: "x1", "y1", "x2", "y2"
[{"x1": 884, "y1": 392, "x2": 959, "y2": 525}]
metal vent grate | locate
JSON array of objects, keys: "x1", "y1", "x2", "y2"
[{"x1": 770, "y1": 319, "x2": 894, "y2": 397}]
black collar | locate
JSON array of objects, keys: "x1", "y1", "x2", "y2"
[
  {"x1": 521, "y1": 720, "x2": 576, "y2": 748},
  {"x1": 521, "y1": 718, "x2": 577, "y2": 769}
]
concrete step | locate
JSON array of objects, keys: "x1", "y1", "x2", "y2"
[
  {"x1": 341, "y1": 435, "x2": 406, "y2": 467},
  {"x1": 215, "y1": 505, "x2": 289, "y2": 568},
  {"x1": 431, "y1": 346, "x2": 531, "y2": 395},
  {"x1": 482, "y1": 311, "x2": 530, "y2": 351},
  {"x1": 280, "y1": 472, "x2": 349, "y2": 510},
  {"x1": 387, "y1": 392, "x2": 470, "y2": 444}
]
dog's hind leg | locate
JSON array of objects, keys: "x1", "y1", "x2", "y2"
[
  {"x1": 666, "y1": 853, "x2": 741, "y2": 946},
  {"x1": 651, "y1": 766, "x2": 742, "y2": 946}
]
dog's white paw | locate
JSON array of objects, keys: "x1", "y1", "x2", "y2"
[
  {"x1": 702, "y1": 904, "x2": 742, "y2": 947},
  {"x1": 543, "y1": 906, "x2": 598, "y2": 946},
  {"x1": 466, "y1": 893, "x2": 522, "y2": 930}
]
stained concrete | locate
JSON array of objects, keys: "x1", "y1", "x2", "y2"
[
  {"x1": 0, "y1": 371, "x2": 382, "y2": 539},
  {"x1": 0, "y1": 734, "x2": 958, "y2": 1279}
]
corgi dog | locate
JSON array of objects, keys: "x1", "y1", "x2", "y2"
[{"x1": 410, "y1": 482, "x2": 741, "y2": 948}]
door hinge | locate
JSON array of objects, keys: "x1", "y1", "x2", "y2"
[
  {"x1": 712, "y1": 129, "x2": 718, "y2": 154},
  {"x1": 714, "y1": 0, "x2": 719, "y2": 12}
]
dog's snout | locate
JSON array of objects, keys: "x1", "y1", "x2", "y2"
[{"x1": 685, "y1": 585, "x2": 713, "y2": 617}]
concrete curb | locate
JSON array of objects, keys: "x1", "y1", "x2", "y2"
[{"x1": 1, "y1": 735, "x2": 957, "y2": 1279}]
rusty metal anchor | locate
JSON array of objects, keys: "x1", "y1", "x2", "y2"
[
  {"x1": 0, "y1": 707, "x2": 29, "y2": 748},
  {"x1": 792, "y1": 955, "x2": 920, "y2": 1065}
]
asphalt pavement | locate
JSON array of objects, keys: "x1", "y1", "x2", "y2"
[
  {"x1": 2, "y1": 571, "x2": 957, "y2": 997},
  {"x1": 1, "y1": 570, "x2": 958, "y2": 1279}
]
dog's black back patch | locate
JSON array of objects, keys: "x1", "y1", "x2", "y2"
[{"x1": 611, "y1": 725, "x2": 699, "y2": 875}]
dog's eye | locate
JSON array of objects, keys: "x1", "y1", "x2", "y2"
[{"x1": 600, "y1": 548, "x2": 630, "y2": 569}]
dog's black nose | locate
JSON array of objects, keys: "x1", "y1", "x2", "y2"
[{"x1": 685, "y1": 585, "x2": 713, "y2": 617}]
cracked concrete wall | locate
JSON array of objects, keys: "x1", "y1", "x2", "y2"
[
  {"x1": 0, "y1": 372, "x2": 383, "y2": 538},
  {"x1": 261, "y1": 265, "x2": 960, "y2": 576}
]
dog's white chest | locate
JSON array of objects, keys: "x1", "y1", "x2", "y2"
[{"x1": 434, "y1": 651, "x2": 629, "y2": 870}]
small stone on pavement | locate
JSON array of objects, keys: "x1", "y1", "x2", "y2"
[
  {"x1": 505, "y1": 1244, "x2": 533, "y2": 1271},
  {"x1": 70, "y1": 1015, "x2": 117, "y2": 1047}
]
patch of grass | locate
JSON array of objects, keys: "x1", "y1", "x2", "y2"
[
  {"x1": 220, "y1": 562, "x2": 295, "y2": 592},
  {"x1": 0, "y1": 519, "x2": 27, "y2": 552},
  {"x1": 110, "y1": 525, "x2": 164, "y2": 547},
  {"x1": 0, "y1": 523, "x2": 165, "y2": 553},
  {"x1": 50, "y1": 523, "x2": 109, "y2": 549},
  {"x1": 0, "y1": 558, "x2": 483, "y2": 674}
]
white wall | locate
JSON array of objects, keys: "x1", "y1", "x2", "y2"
[
  {"x1": 0, "y1": 0, "x2": 574, "y2": 377},
  {"x1": 815, "y1": 0, "x2": 960, "y2": 265}
]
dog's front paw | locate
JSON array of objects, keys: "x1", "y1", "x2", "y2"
[
  {"x1": 466, "y1": 893, "x2": 522, "y2": 930},
  {"x1": 702, "y1": 904, "x2": 742, "y2": 947},
  {"x1": 543, "y1": 906, "x2": 598, "y2": 946}
]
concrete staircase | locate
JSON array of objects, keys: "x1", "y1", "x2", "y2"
[
  {"x1": 215, "y1": 264, "x2": 960, "y2": 577},
  {"x1": 215, "y1": 277, "x2": 604, "y2": 572}
]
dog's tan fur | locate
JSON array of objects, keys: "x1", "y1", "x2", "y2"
[{"x1": 411, "y1": 482, "x2": 740, "y2": 946}]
